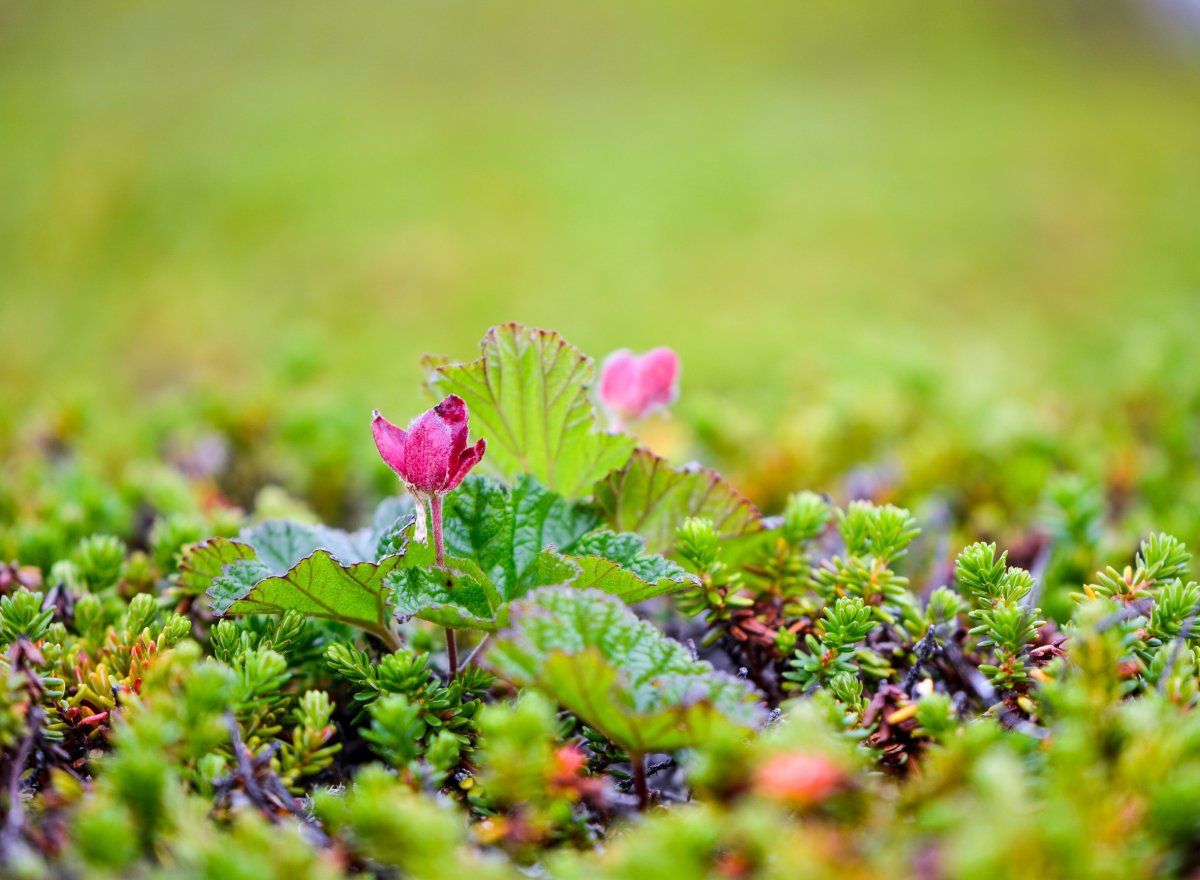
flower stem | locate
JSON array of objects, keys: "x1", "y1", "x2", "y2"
[
  {"x1": 631, "y1": 752, "x2": 648, "y2": 811},
  {"x1": 430, "y1": 494, "x2": 445, "y2": 567},
  {"x1": 374, "y1": 626, "x2": 403, "y2": 653},
  {"x1": 430, "y1": 494, "x2": 457, "y2": 678},
  {"x1": 628, "y1": 753, "x2": 648, "y2": 811},
  {"x1": 445, "y1": 629, "x2": 458, "y2": 679}
]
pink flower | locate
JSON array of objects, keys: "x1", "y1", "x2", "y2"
[
  {"x1": 553, "y1": 745, "x2": 588, "y2": 778},
  {"x1": 599, "y1": 347, "x2": 680, "y2": 428},
  {"x1": 373, "y1": 394, "x2": 484, "y2": 676},
  {"x1": 754, "y1": 752, "x2": 846, "y2": 807},
  {"x1": 371, "y1": 395, "x2": 487, "y2": 498}
]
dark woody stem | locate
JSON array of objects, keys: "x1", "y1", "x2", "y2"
[
  {"x1": 445, "y1": 630, "x2": 458, "y2": 680},
  {"x1": 430, "y1": 494, "x2": 457, "y2": 678},
  {"x1": 631, "y1": 752, "x2": 649, "y2": 811}
]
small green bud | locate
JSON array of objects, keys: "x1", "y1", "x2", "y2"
[
  {"x1": 425, "y1": 729, "x2": 463, "y2": 776},
  {"x1": 122, "y1": 593, "x2": 158, "y2": 641},
  {"x1": 364, "y1": 694, "x2": 426, "y2": 768},
  {"x1": 781, "y1": 491, "x2": 831, "y2": 546},
  {"x1": 915, "y1": 691, "x2": 958, "y2": 741},
  {"x1": 74, "y1": 534, "x2": 126, "y2": 592},
  {"x1": 0, "y1": 590, "x2": 53, "y2": 645},
  {"x1": 677, "y1": 517, "x2": 720, "y2": 573},
  {"x1": 774, "y1": 627, "x2": 798, "y2": 657},
  {"x1": 927, "y1": 586, "x2": 967, "y2": 624}
]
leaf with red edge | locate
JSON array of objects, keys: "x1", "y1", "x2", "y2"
[
  {"x1": 487, "y1": 587, "x2": 766, "y2": 755},
  {"x1": 178, "y1": 537, "x2": 256, "y2": 597},
  {"x1": 219, "y1": 550, "x2": 407, "y2": 645},
  {"x1": 425, "y1": 323, "x2": 637, "y2": 499},
  {"x1": 200, "y1": 505, "x2": 416, "y2": 646},
  {"x1": 593, "y1": 449, "x2": 763, "y2": 554},
  {"x1": 177, "y1": 535, "x2": 262, "y2": 597}
]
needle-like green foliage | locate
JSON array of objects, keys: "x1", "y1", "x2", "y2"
[{"x1": 4, "y1": 323, "x2": 1200, "y2": 879}]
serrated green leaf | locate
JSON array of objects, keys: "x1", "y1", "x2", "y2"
[
  {"x1": 571, "y1": 530, "x2": 695, "y2": 585},
  {"x1": 203, "y1": 506, "x2": 417, "y2": 646},
  {"x1": 426, "y1": 323, "x2": 637, "y2": 498},
  {"x1": 195, "y1": 481, "x2": 687, "y2": 642},
  {"x1": 243, "y1": 515, "x2": 402, "y2": 573},
  {"x1": 391, "y1": 554, "x2": 503, "y2": 631},
  {"x1": 201, "y1": 497, "x2": 413, "y2": 605},
  {"x1": 205, "y1": 553, "x2": 272, "y2": 613},
  {"x1": 536, "y1": 530, "x2": 698, "y2": 604},
  {"x1": 594, "y1": 449, "x2": 763, "y2": 553},
  {"x1": 441, "y1": 474, "x2": 600, "y2": 600},
  {"x1": 178, "y1": 537, "x2": 257, "y2": 597},
  {"x1": 390, "y1": 478, "x2": 687, "y2": 629},
  {"x1": 220, "y1": 550, "x2": 404, "y2": 644},
  {"x1": 488, "y1": 587, "x2": 765, "y2": 754},
  {"x1": 544, "y1": 555, "x2": 694, "y2": 605}
]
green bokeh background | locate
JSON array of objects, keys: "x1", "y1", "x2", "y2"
[{"x1": 1, "y1": 0, "x2": 1198, "y2": 520}]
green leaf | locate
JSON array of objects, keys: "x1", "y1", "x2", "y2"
[
  {"x1": 536, "y1": 530, "x2": 699, "y2": 604},
  {"x1": 571, "y1": 530, "x2": 695, "y2": 584},
  {"x1": 390, "y1": 477, "x2": 689, "y2": 630},
  {"x1": 394, "y1": 544, "x2": 690, "y2": 632},
  {"x1": 243, "y1": 508, "x2": 409, "y2": 573},
  {"x1": 202, "y1": 503, "x2": 416, "y2": 646},
  {"x1": 204, "y1": 553, "x2": 273, "y2": 614},
  {"x1": 178, "y1": 537, "x2": 258, "y2": 597},
  {"x1": 426, "y1": 323, "x2": 637, "y2": 498},
  {"x1": 219, "y1": 550, "x2": 405, "y2": 642},
  {"x1": 194, "y1": 481, "x2": 685, "y2": 640},
  {"x1": 390, "y1": 554, "x2": 502, "y2": 631},
  {"x1": 441, "y1": 474, "x2": 601, "y2": 600},
  {"x1": 487, "y1": 587, "x2": 765, "y2": 754},
  {"x1": 197, "y1": 497, "x2": 413, "y2": 599},
  {"x1": 593, "y1": 449, "x2": 763, "y2": 553},
  {"x1": 534, "y1": 554, "x2": 692, "y2": 605}
]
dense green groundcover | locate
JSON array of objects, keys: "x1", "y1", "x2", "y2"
[{"x1": 3, "y1": 324, "x2": 1200, "y2": 879}]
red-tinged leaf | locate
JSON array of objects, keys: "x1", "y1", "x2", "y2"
[
  {"x1": 593, "y1": 449, "x2": 763, "y2": 553},
  {"x1": 426, "y1": 324, "x2": 637, "y2": 499}
]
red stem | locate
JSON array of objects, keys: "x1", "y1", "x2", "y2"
[
  {"x1": 631, "y1": 752, "x2": 648, "y2": 811},
  {"x1": 445, "y1": 630, "x2": 458, "y2": 679}
]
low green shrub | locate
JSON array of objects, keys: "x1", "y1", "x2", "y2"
[{"x1": 2, "y1": 324, "x2": 1199, "y2": 879}]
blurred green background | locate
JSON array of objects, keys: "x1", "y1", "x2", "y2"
[{"x1": 1, "y1": 0, "x2": 1198, "y2": 537}]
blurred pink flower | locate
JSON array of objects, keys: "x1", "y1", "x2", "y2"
[
  {"x1": 754, "y1": 752, "x2": 845, "y2": 807},
  {"x1": 371, "y1": 394, "x2": 486, "y2": 529},
  {"x1": 599, "y1": 347, "x2": 680, "y2": 428}
]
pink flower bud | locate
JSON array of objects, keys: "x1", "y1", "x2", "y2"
[
  {"x1": 599, "y1": 347, "x2": 680, "y2": 426},
  {"x1": 371, "y1": 395, "x2": 487, "y2": 497}
]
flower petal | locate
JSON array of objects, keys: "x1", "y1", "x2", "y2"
[
  {"x1": 403, "y1": 408, "x2": 454, "y2": 493},
  {"x1": 371, "y1": 409, "x2": 408, "y2": 477},
  {"x1": 599, "y1": 347, "x2": 681, "y2": 421},
  {"x1": 599, "y1": 349, "x2": 642, "y2": 417},
  {"x1": 433, "y1": 394, "x2": 470, "y2": 459},
  {"x1": 445, "y1": 438, "x2": 486, "y2": 491},
  {"x1": 635, "y1": 347, "x2": 680, "y2": 412}
]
